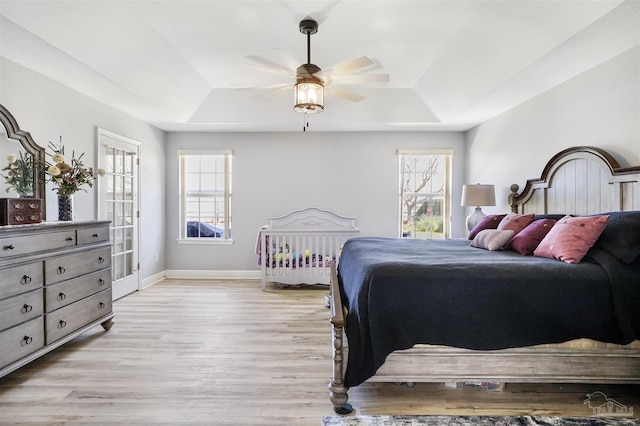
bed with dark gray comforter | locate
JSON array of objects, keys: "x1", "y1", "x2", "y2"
[
  {"x1": 338, "y1": 236, "x2": 640, "y2": 388},
  {"x1": 327, "y1": 146, "x2": 640, "y2": 415}
]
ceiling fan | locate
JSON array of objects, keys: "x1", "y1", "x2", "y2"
[{"x1": 247, "y1": 18, "x2": 389, "y2": 122}]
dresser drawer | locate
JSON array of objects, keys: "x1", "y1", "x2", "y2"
[
  {"x1": 0, "y1": 317, "x2": 44, "y2": 369},
  {"x1": 46, "y1": 289, "x2": 112, "y2": 344},
  {"x1": 76, "y1": 225, "x2": 110, "y2": 245},
  {"x1": 0, "y1": 198, "x2": 42, "y2": 225},
  {"x1": 45, "y1": 269, "x2": 111, "y2": 312},
  {"x1": 0, "y1": 289, "x2": 43, "y2": 332},
  {"x1": 0, "y1": 261, "x2": 43, "y2": 299},
  {"x1": 44, "y1": 246, "x2": 111, "y2": 285},
  {"x1": 1, "y1": 230, "x2": 76, "y2": 258}
]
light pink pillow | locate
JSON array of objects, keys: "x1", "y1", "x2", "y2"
[
  {"x1": 533, "y1": 215, "x2": 609, "y2": 263},
  {"x1": 470, "y1": 229, "x2": 515, "y2": 251},
  {"x1": 496, "y1": 213, "x2": 535, "y2": 236}
]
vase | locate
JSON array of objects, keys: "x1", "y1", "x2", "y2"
[{"x1": 58, "y1": 195, "x2": 73, "y2": 221}]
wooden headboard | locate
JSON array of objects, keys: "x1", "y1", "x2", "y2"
[{"x1": 509, "y1": 146, "x2": 640, "y2": 215}]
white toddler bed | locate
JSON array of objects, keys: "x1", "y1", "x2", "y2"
[{"x1": 258, "y1": 208, "x2": 360, "y2": 291}]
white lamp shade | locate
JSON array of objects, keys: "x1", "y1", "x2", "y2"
[{"x1": 461, "y1": 184, "x2": 496, "y2": 207}]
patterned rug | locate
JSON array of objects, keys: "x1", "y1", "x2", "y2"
[{"x1": 321, "y1": 415, "x2": 639, "y2": 425}]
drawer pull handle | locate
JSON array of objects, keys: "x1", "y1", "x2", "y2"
[
  {"x1": 29, "y1": 214, "x2": 39, "y2": 221},
  {"x1": 59, "y1": 320, "x2": 67, "y2": 328},
  {"x1": 14, "y1": 202, "x2": 25, "y2": 209},
  {"x1": 65, "y1": 237, "x2": 74, "y2": 242},
  {"x1": 23, "y1": 304, "x2": 33, "y2": 313},
  {"x1": 13, "y1": 215, "x2": 25, "y2": 222},
  {"x1": 93, "y1": 233, "x2": 99, "y2": 238},
  {"x1": 98, "y1": 278, "x2": 105, "y2": 285},
  {"x1": 28, "y1": 203, "x2": 38, "y2": 209},
  {"x1": 3, "y1": 244, "x2": 15, "y2": 251},
  {"x1": 23, "y1": 335, "x2": 33, "y2": 345},
  {"x1": 57, "y1": 266, "x2": 66, "y2": 275},
  {"x1": 99, "y1": 302, "x2": 106, "y2": 309},
  {"x1": 98, "y1": 256, "x2": 105, "y2": 263},
  {"x1": 21, "y1": 275, "x2": 32, "y2": 285},
  {"x1": 58, "y1": 292, "x2": 67, "y2": 301}
]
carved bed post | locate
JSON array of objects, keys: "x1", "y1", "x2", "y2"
[
  {"x1": 329, "y1": 323, "x2": 352, "y2": 414},
  {"x1": 328, "y1": 261, "x2": 353, "y2": 414},
  {"x1": 508, "y1": 184, "x2": 520, "y2": 213}
]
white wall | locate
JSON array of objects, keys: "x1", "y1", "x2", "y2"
[
  {"x1": 4, "y1": 43, "x2": 638, "y2": 276},
  {"x1": 466, "y1": 46, "x2": 640, "y2": 215},
  {"x1": 165, "y1": 131, "x2": 467, "y2": 271},
  {"x1": 0, "y1": 58, "x2": 167, "y2": 281}
]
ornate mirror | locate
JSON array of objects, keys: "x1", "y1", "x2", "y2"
[{"x1": 0, "y1": 104, "x2": 46, "y2": 219}]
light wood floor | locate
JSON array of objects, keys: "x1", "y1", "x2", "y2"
[{"x1": 0, "y1": 280, "x2": 638, "y2": 425}]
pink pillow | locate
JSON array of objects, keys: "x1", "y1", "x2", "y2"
[
  {"x1": 497, "y1": 213, "x2": 534, "y2": 236},
  {"x1": 533, "y1": 215, "x2": 609, "y2": 263},
  {"x1": 468, "y1": 214, "x2": 507, "y2": 240},
  {"x1": 470, "y1": 229, "x2": 515, "y2": 251},
  {"x1": 508, "y1": 219, "x2": 557, "y2": 255}
]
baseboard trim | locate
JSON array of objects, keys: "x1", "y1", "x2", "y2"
[
  {"x1": 165, "y1": 270, "x2": 261, "y2": 280},
  {"x1": 141, "y1": 271, "x2": 167, "y2": 289}
]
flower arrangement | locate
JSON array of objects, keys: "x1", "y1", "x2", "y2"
[
  {"x1": 46, "y1": 138, "x2": 105, "y2": 197},
  {"x1": 1, "y1": 151, "x2": 34, "y2": 196}
]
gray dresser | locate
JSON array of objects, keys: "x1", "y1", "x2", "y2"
[{"x1": 0, "y1": 220, "x2": 114, "y2": 378}]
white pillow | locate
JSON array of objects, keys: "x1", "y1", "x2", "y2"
[{"x1": 470, "y1": 229, "x2": 515, "y2": 251}]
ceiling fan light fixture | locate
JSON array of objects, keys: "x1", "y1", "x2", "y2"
[
  {"x1": 294, "y1": 79, "x2": 324, "y2": 114},
  {"x1": 294, "y1": 20, "x2": 324, "y2": 115}
]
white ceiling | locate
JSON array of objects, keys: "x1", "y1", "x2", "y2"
[{"x1": 0, "y1": 0, "x2": 638, "y2": 132}]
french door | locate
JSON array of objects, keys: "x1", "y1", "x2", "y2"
[{"x1": 96, "y1": 128, "x2": 140, "y2": 300}]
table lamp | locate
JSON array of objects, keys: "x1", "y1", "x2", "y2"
[{"x1": 461, "y1": 183, "x2": 496, "y2": 232}]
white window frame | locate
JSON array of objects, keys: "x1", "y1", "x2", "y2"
[
  {"x1": 397, "y1": 149, "x2": 453, "y2": 239},
  {"x1": 177, "y1": 149, "x2": 233, "y2": 245}
]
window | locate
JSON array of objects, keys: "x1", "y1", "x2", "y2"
[
  {"x1": 398, "y1": 150, "x2": 452, "y2": 239},
  {"x1": 178, "y1": 150, "x2": 232, "y2": 242}
]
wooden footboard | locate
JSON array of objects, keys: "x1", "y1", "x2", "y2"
[
  {"x1": 329, "y1": 261, "x2": 640, "y2": 414},
  {"x1": 375, "y1": 345, "x2": 640, "y2": 384}
]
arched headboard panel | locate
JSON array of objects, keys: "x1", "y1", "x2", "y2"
[{"x1": 509, "y1": 146, "x2": 640, "y2": 215}]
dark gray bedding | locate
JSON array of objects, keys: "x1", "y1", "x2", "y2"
[{"x1": 338, "y1": 237, "x2": 640, "y2": 387}]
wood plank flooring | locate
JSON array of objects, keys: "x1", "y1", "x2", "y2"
[{"x1": 0, "y1": 280, "x2": 638, "y2": 425}]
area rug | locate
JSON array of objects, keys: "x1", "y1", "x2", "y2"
[{"x1": 321, "y1": 415, "x2": 639, "y2": 425}]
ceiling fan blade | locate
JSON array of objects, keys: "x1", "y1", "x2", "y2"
[
  {"x1": 252, "y1": 85, "x2": 293, "y2": 101},
  {"x1": 246, "y1": 55, "x2": 294, "y2": 76},
  {"x1": 237, "y1": 82, "x2": 292, "y2": 101},
  {"x1": 331, "y1": 73, "x2": 390, "y2": 84},
  {"x1": 329, "y1": 56, "x2": 377, "y2": 75},
  {"x1": 329, "y1": 86, "x2": 365, "y2": 103},
  {"x1": 240, "y1": 82, "x2": 292, "y2": 91}
]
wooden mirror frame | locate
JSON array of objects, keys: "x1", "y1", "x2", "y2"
[{"x1": 0, "y1": 104, "x2": 47, "y2": 219}]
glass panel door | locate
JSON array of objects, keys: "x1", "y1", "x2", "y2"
[{"x1": 97, "y1": 128, "x2": 140, "y2": 300}]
